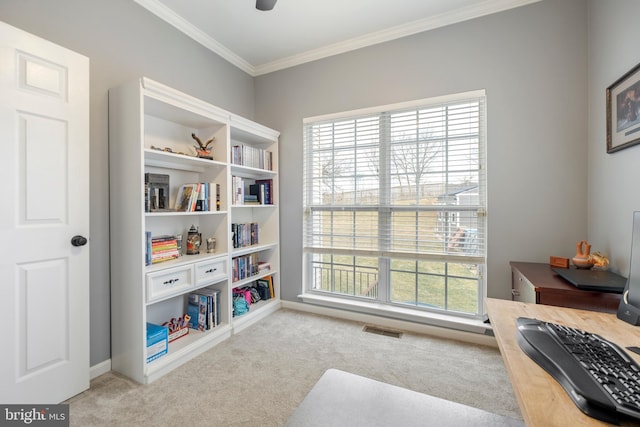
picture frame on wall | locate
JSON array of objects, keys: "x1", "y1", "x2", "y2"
[{"x1": 607, "y1": 61, "x2": 640, "y2": 153}]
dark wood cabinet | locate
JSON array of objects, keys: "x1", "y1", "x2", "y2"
[{"x1": 510, "y1": 261, "x2": 622, "y2": 313}]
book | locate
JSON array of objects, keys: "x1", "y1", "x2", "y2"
[
  {"x1": 145, "y1": 231, "x2": 152, "y2": 266},
  {"x1": 195, "y1": 287, "x2": 220, "y2": 328},
  {"x1": 202, "y1": 182, "x2": 209, "y2": 211},
  {"x1": 149, "y1": 235, "x2": 179, "y2": 263},
  {"x1": 175, "y1": 184, "x2": 195, "y2": 211},
  {"x1": 208, "y1": 182, "x2": 216, "y2": 212},
  {"x1": 196, "y1": 294, "x2": 207, "y2": 331},
  {"x1": 215, "y1": 183, "x2": 221, "y2": 211},
  {"x1": 195, "y1": 183, "x2": 206, "y2": 211},
  {"x1": 254, "y1": 179, "x2": 273, "y2": 204},
  {"x1": 231, "y1": 144, "x2": 273, "y2": 170},
  {"x1": 186, "y1": 297, "x2": 200, "y2": 330},
  {"x1": 252, "y1": 222, "x2": 259, "y2": 245},
  {"x1": 249, "y1": 183, "x2": 265, "y2": 204},
  {"x1": 231, "y1": 253, "x2": 261, "y2": 281},
  {"x1": 150, "y1": 234, "x2": 177, "y2": 242},
  {"x1": 232, "y1": 176, "x2": 245, "y2": 205},
  {"x1": 144, "y1": 182, "x2": 149, "y2": 213},
  {"x1": 209, "y1": 287, "x2": 221, "y2": 326},
  {"x1": 231, "y1": 223, "x2": 237, "y2": 248},
  {"x1": 151, "y1": 253, "x2": 178, "y2": 264},
  {"x1": 231, "y1": 222, "x2": 259, "y2": 248},
  {"x1": 244, "y1": 194, "x2": 259, "y2": 205},
  {"x1": 190, "y1": 183, "x2": 201, "y2": 211}
]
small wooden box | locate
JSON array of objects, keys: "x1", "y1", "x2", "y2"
[
  {"x1": 550, "y1": 256, "x2": 570, "y2": 269},
  {"x1": 167, "y1": 325, "x2": 189, "y2": 343}
]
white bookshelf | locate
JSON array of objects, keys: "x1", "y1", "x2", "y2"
[{"x1": 109, "y1": 77, "x2": 280, "y2": 383}]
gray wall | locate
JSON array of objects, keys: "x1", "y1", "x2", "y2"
[
  {"x1": 1, "y1": 0, "x2": 255, "y2": 366},
  {"x1": 254, "y1": 0, "x2": 589, "y2": 303},
  {"x1": 587, "y1": 0, "x2": 640, "y2": 275}
]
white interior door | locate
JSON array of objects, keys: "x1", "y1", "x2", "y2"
[{"x1": 0, "y1": 21, "x2": 90, "y2": 403}]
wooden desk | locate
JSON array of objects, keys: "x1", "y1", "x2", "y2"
[
  {"x1": 510, "y1": 262, "x2": 621, "y2": 313},
  {"x1": 486, "y1": 298, "x2": 640, "y2": 427}
]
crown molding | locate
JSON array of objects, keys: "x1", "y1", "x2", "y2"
[
  {"x1": 253, "y1": 0, "x2": 541, "y2": 75},
  {"x1": 133, "y1": 0, "x2": 254, "y2": 75},
  {"x1": 135, "y1": 0, "x2": 541, "y2": 77}
]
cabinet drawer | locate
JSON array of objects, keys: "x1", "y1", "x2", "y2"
[
  {"x1": 146, "y1": 264, "x2": 194, "y2": 303},
  {"x1": 512, "y1": 269, "x2": 536, "y2": 303},
  {"x1": 195, "y1": 259, "x2": 227, "y2": 286}
]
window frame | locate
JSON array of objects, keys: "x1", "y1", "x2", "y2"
[{"x1": 302, "y1": 90, "x2": 487, "y2": 319}]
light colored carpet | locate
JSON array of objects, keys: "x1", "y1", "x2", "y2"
[{"x1": 67, "y1": 308, "x2": 522, "y2": 426}]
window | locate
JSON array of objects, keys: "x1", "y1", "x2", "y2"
[{"x1": 303, "y1": 91, "x2": 486, "y2": 319}]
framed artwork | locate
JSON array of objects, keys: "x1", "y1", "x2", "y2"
[{"x1": 607, "y1": 61, "x2": 640, "y2": 153}]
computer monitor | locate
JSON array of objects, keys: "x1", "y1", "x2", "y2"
[{"x1": 618, "y1": 211, "x2": 640, "y2": 325}]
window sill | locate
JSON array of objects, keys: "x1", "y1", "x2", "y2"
[{"x1": 286, "y1": 293, "x2": 496, "y2": 347}]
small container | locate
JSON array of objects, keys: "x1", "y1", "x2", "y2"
[
  {"x1": 207, "y1": 237, "x2": 216, "y2": 253},
  {"x1": 175, "y1": 234, "x2": 183, "y2": 256},
  {"x1": 186, "y1": 225, "x2": 201, "y2": 255}
]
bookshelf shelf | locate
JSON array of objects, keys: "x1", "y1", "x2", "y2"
[
  {"x1": 145, "y1": 149, "x2": 226, "y2": 171},
  {"x1": 231, "y1": 269, "x2": 278, "y2": 289},
  {"x1": 145, "y1": 324, "x2": 232, "y2": 383},
  {"x1": 231, "y1": 242, "x2": 278, "y2": 257},
  {"x1": 109, "y1": 77, "x2": 280, "y2": 384},
  {"x1": 146, "y1": 210, "x2": 228, "y2": 218},
  {"x1": 230, "y1": 164, "x2": 277, "y2": 179},
  {"x1": 231, "y1": 204, "x2": 276, "y2": 209}
]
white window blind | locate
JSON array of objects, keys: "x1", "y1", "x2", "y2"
[{"x1": 303, "y1": 91, "x2": 486, "y2": 264}]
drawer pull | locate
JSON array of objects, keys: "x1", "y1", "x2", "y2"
[
  {"x1": 511, "y1": 289, "x2": 520, "y2": 297},
  {"x1": 163, "y1": 278, "x2": 180, "y2": 285},
  {"x1": 205, "y1": 268, "x2": 218, "y2": 274}
]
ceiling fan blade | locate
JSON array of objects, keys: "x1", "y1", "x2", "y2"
[{"x1": 256, "y1": 0, "x2": 277, "y2": 11}]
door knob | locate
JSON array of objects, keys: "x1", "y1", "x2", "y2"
[{"x1": 71, "y1": 235, "x2": 88, "y2": 247}]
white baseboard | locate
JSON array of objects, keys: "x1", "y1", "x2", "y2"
[
  {"x1": 90, "y1": 359, "x2": 111, "y2": 380},
  {"x1": 281, "y1": 299, "x2": 498, "y2": 348}
]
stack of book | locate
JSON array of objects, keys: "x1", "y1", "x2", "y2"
[
  {"x1": 232, "y1": 176, "x2": 245, "y2": 205},
  {"x1": 231, "y1": 253, "x2": 260, "y2": 282},
  {"x1": 251, "y1": 179, "x2": 273, "y2": 204},
  {"x1": 146, "y1": 233, "x2": 179, "y2": 265},
  {"x1": 186, "y1": 287, "x2": 220, "y2": 331},
  {"x1": 244, "y1": 194, "x2": 260, "y2": 205},
  {"x1": 231, "y1": 177, "x2": 274, "y2": 205},
  {"x1": 174, "y1": 182, "x2": 221, "y2": 212},
  {"x1": 231, "y1": 144, "x2": 273, "y2": 170},
  {"x1": 257, "y1": 261, "x2": 270, "y2": 273},
  {"x1": 231, "y1": 222, "x2": 259, "y2": 248}
]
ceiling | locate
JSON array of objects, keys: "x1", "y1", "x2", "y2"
[{"x1": 134, "y1": 0, "x2": 541, "y2": 76}]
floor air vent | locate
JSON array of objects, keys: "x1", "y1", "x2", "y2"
[{"x1": 362, "y1": 325, "x2": 403, "y2": 338}]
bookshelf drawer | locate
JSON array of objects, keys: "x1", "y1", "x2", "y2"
[
  {"x1": 195, "y1": 259, "x2": 226, "y2": 286},
  {"x1": 146, "y1": 264, "x2": 194, "y2": 303}
]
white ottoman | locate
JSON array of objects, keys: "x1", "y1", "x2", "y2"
[{"x1": 285, "y1": 369, "x2": 523, "y2": 427}]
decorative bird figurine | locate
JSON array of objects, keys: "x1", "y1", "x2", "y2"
[{"x1": 192, "y1": 133, "x2": 214, "y2": 159}]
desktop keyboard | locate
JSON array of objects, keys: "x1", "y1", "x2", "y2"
[{"x1": 516, "y1": 317, "x2": 640, "y2": 424}]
